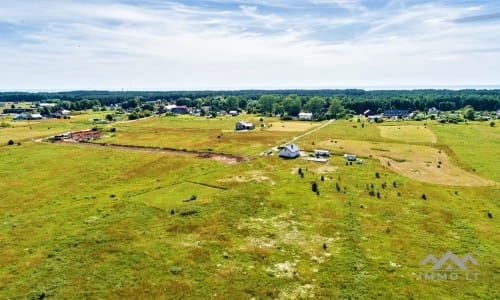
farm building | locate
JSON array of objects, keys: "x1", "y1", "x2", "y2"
[
  {"x1": 170, "y1": 105, "x2": 190, "y2": 115},
  {"x1": 367, "y1": 115, "x2": 383, "y2": 123},
  {"x1": 344, "y1": 154, "x2": 357, "y2": 161},
  {"x1": 298, "y1": 112, "x2": 313, "y2": 121},
  {"x1": 235, "y1": 121, "x2": 255, "y2": 131},
  {"x1": 363, "y1": 109, "x2": 374, "y2": 117},
  {"x1": 314, "y1": 149, "x2": 331, "y2": 157},
  {"x1": 3, "y1": 108, "x2": 33, "y2": 114},
  {"x1": 279, "y1": 144, "x2": 301, "y2": 159},
  {"x1": 383, "y1": 109, "x2": 409, "y2": 119},
  {"x1": 27, "y1": 114, "x2": 44, "y2": 120}
]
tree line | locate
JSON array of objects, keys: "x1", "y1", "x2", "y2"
[{"x1": 1, "y1": 89, "x2": 499, "y2": 119}]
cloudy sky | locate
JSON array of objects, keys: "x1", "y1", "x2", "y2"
[{"x1": 1, "y1": 0, "x2": 499, "y2": 90}]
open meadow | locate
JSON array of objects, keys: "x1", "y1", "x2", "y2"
[{"x1": 0, "y1": 114, "x2": 498, "y2": 299}]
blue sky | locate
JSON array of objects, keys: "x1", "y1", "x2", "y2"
[{"x1": 0, "y1": 0, "x2": 499, "y2": 90}]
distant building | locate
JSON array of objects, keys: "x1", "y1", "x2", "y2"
[
  {"x1": 383, "y1": 109, "x2": 409, "y2": 119},
  {"x1": 170, "y1": 105, "x2": 190, "y2": 114},
  {"x1": 363, "y1": 109, "x2": 374, "y2": 117},
  {"x1": 279, "y1": 144, "x2": 301, "y2": 159},
  {"x1": 3, "y1": 108, "x2": 33, "y2": 114},
  {"x1": 367, "y1": 115, "x2": 383, "y2": 123},
  {"x1": 235, "y1": 121, "x2": 255, "y2": 131},
  {"x1": 27, "y1": 114, "x2": 44, "y2": 120},
  {"x1": 298, "y1": 112, "x2": 313, "y2": 121},
  {"x1": 228, "y1": 110, "x2": 239, "y2": 116},
  {"x1": 428, "y1": 107, "x2": 439, "y2": 114}
]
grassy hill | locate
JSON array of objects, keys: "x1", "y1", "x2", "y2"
[{"x1": 0, "y1": 115, "x2": 498, "y2": 299}]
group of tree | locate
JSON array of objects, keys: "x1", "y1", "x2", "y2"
[{"x1": 1, "y1": 89, "x2": 499, "y2": 120}]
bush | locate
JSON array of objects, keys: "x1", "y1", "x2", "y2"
[
  {"x1": 311, "y1": 182, "x2": 318, "y2": 193},
  {"x1": 375, "y1": 172, "x2": 380, "y2": 179},
  {"x1": 490, "y1": 121, "x2": 495, "y2": 127},
  {"x1": 421, "y1": 193, "x2": 427, "y2": 200},
  {"x1": 110, "y1": 127, "x2": 116, "y2": 132},
  {"x1": 7, "y1": 139, "x2": 14, "y2": 145}
]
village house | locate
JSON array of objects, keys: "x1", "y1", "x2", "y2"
[
  {"x1": 383, "y1": 109, "x2": 409, "y2": 119},
  {"x1": 3, "y1": 108, "x2": 33, "y2": 114},
  {"x1": 235, "y1": 121, "x2": 255, "y2": 131},
  {"x1": 279, "y1": 144, "x2": 301, "y2": 159},
  {"x1": 169, "y1": 105, "x2": 190, "y2": 115},
  {"x1": 298, "y1": 112, "x2": 313, "y2": 121},
  {"x1": 367, "y1": 115, "x2": 383, "y2": 123},
  {"x1": 363, "y1": 109, "x2": 374, "y2": 117},
  {"x1": 428, "y1": 107, "x2": 439, "y2": 114}
]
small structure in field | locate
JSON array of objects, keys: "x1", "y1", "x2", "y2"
[
  {"x1": 314, "y1": 149, "x2": 331, "y2": 157},
  {"x1": 229, "y1": 110, "x2": 239, "y2": 116},
  {"x1": 170, "y1": 105, "x2": 190, "y2": 115},
  {"x1": 298, "y1": 112, "x2": 313, "y2": 121},
  {"x1": 344, "y1": 154, "x2": 357, "y2": 161},
  {"x1": 279, "y1": 144, "x2": 301, "y2": 159},
  {"x1": 367, "y1": 115, "x2": 383, "y2": 123},
  {"x1": 235, "y1": 121, "x2": 255, "y2": 131}
]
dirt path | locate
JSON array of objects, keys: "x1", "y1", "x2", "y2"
[
  {"x1": 46, "y1": 140, "x2": 251, "y2": 164},
  {"x1": 268, "y1": 119, "x2": 334, "y2": 153}
]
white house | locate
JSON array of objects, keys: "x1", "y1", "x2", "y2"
[
  {"x1": 298, "y1": 112, "x2": 313, "y2": 121},
  {"x1": 428, "y1": 107, "x2": 439, "y2": 114},
  {"x1": 279, "y1": 144, "x2": 301, "y2": 158},
  {"x1": 235, "y1": 121, "x2": 255, "y2": 131}
]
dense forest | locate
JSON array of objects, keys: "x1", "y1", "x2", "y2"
[{"x1": 1, "y1": 89, "x2": 499, "y2": 120}]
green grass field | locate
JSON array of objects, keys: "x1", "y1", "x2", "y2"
[{"x1": 0, "y1": 115, "x2": 498, "y2": 299}]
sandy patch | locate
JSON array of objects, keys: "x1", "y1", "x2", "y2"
[
  {"x1": 378, "y1": 125, "x2": 437, "y2": 144},
  {"x1": 319, "y1": 139, "x2": 496, "y2": 187}
]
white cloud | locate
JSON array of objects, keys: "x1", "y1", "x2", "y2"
[{"x1": 0, "y1": 0, "x2": 498, "y2": 90}]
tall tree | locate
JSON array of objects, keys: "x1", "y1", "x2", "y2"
[
  {"x1": 304, "y1": 96, "x2": 326, "y2": 117},
  {"x1": 259, "y1": 95, "x2": 277, "y2": 116},
  {"x1": 283, "y1": 94, "x2": 302, "y2": 116},
  {"x1": 225, "y1": 96, "x2": 240, "y2": 111},
  {"x1": 327, "y1": 98, "x2": 345, "y2": 119}
]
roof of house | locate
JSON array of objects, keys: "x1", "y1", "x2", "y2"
[
  {"x1": 384, "y1": 109, "x2": 409, "y2": 117},
  {"x1": 282, "y1": 144, "x2": 300, "y2": 152}
]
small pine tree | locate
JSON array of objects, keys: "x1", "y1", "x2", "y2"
[
  {"x1": 421, "y1": 193, "x2": 427, "y2": 200},
  {"x1": 375, "y1": 172, "x2": 380, "y2": 179},
  {"x1": 321, "y1": 175, "x2": 324, "y2": 181}
]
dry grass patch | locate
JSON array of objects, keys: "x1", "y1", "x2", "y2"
[
  {"x1": 319, "y1": 139, "x2": 496, "y2": 186},
  {"x1": 378, "y1": 125, "x2": 437, "y2": 144},
  {"x1": 266, "y1": 121, "x2": 320, "y2": 132},
  {"x1": 217, "y1": 170, "x2": 275, "y2": 185}
]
